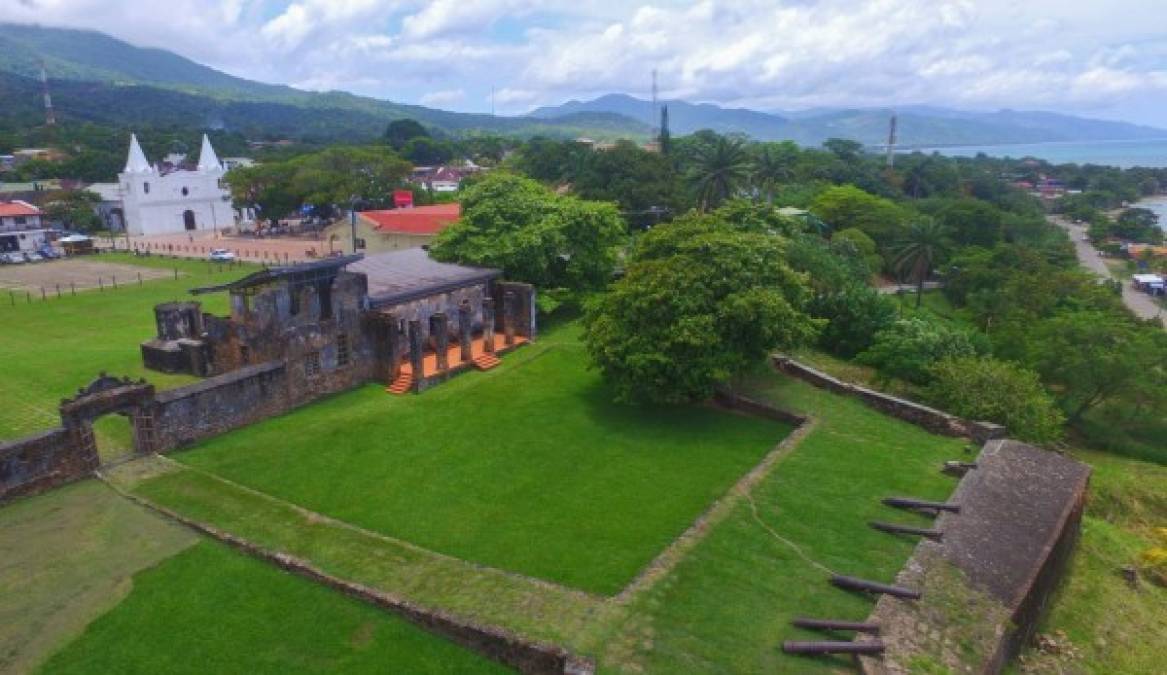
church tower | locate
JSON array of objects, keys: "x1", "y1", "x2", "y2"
[{"x1": 118, "y1": 133, "x2": 235, "y2": 237}]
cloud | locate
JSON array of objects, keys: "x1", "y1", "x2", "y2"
[{"x1": 2, "y1": 0, "x2": 1167, "y2": 125}]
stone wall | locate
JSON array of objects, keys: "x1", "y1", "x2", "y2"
[
  {"x1": 857, "y1": 440, "x2": 1091, "y2": 674},
  {"x1": 0, "y1": 427, "x2": 93, "y2": 502},
  {"x1": 152, "y1": 362, "x2": 290, "y2": 451},
  {"x1": 772, "y1": 356, "x2": 1005, "y2": 443}
]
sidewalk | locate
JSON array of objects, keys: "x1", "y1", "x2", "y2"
[{"x1": 1049, "y1": 215, "x2": 1164, "y2": 327}]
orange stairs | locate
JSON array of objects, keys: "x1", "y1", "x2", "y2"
[
  {"x1": 473, "y1": 353, "x2": 501, "y2": 370},
  {"x1": 386, "y1": 372, "x2": 414, "y2": 395}
]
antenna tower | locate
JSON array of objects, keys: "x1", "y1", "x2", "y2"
[
  {"x1": 40, "y1": 60, "x2": 56, "y2": 127},
  {"x1": 885, "y1": 113, "x2": 897, "y2": 167}
]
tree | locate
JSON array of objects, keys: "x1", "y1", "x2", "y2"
[
  {"x1": 832, "y1": 227, "x2": 882, "y2": 277},
  {"x1": 1114, "y1": 207, "x2": 1164, "y2": 244},
  {"x1": 935, "y1": 199, "x2": 1004, "y2": 248},
  {"x1": 751, "y1": 143, "x2": 796, "y2": 203},
  {"x1": 571, "y1": 140, "x2": 684, "y2": 227},
  {"x1": 1027, "y1": 311, "x2": 1167, "y2": 422},
  {"x1": 857, "y1": 317, "x2": 985, "y2": 384},
  {"x1": 823, "y1": 138, "x2": 863, "y2": 162},
  {"x1": 42, "y1": 190, "x2": 102, "y2": 232},
  {"x1": 809, "y1": 185, "x2": 909, "y2": 249},
  {"x1": 688, "y1": 134, "x2": 751, "y2": 211},
  {"x1": 384, "y1": 119, "x2": 430, "y2": 150},
  {"x1": 430, "y1": 172, "x2": 626, "y2": 292},
  {"x1": 401, "y1": 136, "x2": 454, "y2": 166},
  {"x1": 893, "y1": 218, "x2": 951, "y2": 308},
  {"x1": 808, "y1": 285, "x2": 897, "y2": 358},
  {"x1": 584, "y1": 213, "x2": 820, "y2": 404},
  {"x1": 926, "y1": 357, "x2": 1064, "y2": 443}
]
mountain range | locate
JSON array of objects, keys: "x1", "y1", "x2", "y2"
[{"x1": 2, "y1": 23, "x2": 1164, "y2": 148}]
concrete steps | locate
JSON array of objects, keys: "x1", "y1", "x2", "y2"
[
  {"x1": 473, "y1": 353, "x2": 501, "y2": 371},
  {"x1": 385, "y1": 372, "x2": 413, "y2": 395}
]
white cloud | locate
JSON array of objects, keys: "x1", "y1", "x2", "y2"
[{"x1": 2, "y1": 0, "x2": 1167, "y2": 124}]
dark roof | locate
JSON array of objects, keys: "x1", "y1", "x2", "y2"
[
  {"x1": 348, "y1": 248, "x2": 499, "y2": 306},
  {"x1": 189, "y1": 254, "x2": 363, "y2": 295}
]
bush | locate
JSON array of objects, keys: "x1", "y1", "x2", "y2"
[
  {"x1": 808, "y1": 285, "x2": 897, "y2": 358},
  {"x1": 857, "y1": 317, "x2": 985, "y2": 384},
  {"x1": 925, "y1": 356, "x2": 1064, "y2": 443}
]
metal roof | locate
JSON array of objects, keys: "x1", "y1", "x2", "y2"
[
  {"x1": 189, "y1": 254, "x2": 363, "y2": 295},
  {"x1": 349, "y1": 248, "x2": 500, "y2": 307}
]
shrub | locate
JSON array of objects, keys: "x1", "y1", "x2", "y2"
[
  {"x1": 808, "y1": 285, "x2": 897, "y2": 358},
  {"x1": 925, "y1": 356, "x2": 1064, "y2": 444},
  {"x1": 857, "y1": 317, "x2": 985, "y2": 384}
]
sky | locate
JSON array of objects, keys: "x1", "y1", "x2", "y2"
[{"x1": 4, "y1": 0, "x2": 1167, "y2": 127}]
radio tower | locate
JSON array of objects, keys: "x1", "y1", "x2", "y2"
[
  {"x1": 40, "y1": 60, "x2": 57, "y2": 128},
  {"x1": 885, "y1": 113, "x2": 897, "y2": 168}
]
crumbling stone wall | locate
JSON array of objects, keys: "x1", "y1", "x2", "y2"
[
  {"x1": 151, "y1": 362, "x2": 290, "y2": 451},
  {"x1": 0, "y1": 427, "x2": 92, "y2": 502},
  {"x1": 772, "y1": 356, "x2": 1005, "y2": 443}
]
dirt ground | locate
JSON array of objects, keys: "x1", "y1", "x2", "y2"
[
  {"x1": 130, "y1": 229, "x2": 335, "y2": 264},
  {"x1": 0, "y1": 258, "x2": 174, "y2": 295}
]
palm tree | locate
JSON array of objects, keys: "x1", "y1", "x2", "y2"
[
  {"x1": 894, "y1": 219, "x2": 950, "y2": 308},
  {"x1": 750, "y1": 144, "x2": 794, "y2": 204},
  {"x1": 689, "y1": 135, "x2": 751, "y2": 211}
]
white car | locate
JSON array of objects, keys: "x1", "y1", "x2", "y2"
[{"x1": 209, "y1": 248, "x2": 236, "y2": 262}]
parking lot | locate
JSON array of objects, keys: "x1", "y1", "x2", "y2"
[{"x1": 0, "y1": 257, "x2": 175, "y2": 295}]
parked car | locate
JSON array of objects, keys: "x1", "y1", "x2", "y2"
[
  {"x1": 209, "y1": 248, "x2": 236, "y2": 262},
  {"x1": 2, "y1": 252, "x2": 26, "y2": 264},
  {"x1": 37, "y1": 246, "x2": 60, "y2": 259},
  {"x1": 22, "y1": 251, "x2": 44, "y2": 263}
]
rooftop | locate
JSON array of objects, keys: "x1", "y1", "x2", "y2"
[
  {"x1": 0, "y1": 200, "x2": 41, "y2": 218},
  {"x1": 348, "y1": 248, "x2": 499, "y2": 306},
  {"x1": 189, "y1": 255, "x2": 363, "y2": 295},
  {"x1": 359, "y1": 203, "x2": 460, "y2": 235}
]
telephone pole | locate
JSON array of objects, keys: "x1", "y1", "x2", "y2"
[
  {"x1": 885, "y1": 113, "x2": 897, "y2": 168},
  {"x1": 40, "y1": 60, "x2": 56, "y2": 128}
]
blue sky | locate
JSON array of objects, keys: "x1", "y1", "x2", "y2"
[{"x1": 5, "y1": 0, "x2": 1167, "y2": 127}]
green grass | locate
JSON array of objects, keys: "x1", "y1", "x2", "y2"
[
  {"x1": 0, "y1": 480, "x2": 197, "y2": 673},
  {"x1": 1013, "y1": 448, "x2": 1167, "y2": 674},
  {"x1": 156, "y1": 324, "x2": 791, "y2": 595},
  {"x1": 0, "y1": 252, "x2": 250, "y2": 442},
  {"x1": 38, "y1": 540, "x2": 508, "y2": 675},
  {"x1": 595, "y1": 366, "x2": 969, "y2": 673}
]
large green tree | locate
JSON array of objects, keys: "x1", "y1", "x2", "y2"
[
  {"x1": 688, "y1": 134, "x2": 752, "y2": 211},
  {"x1": 893, "y1": 218, "x2": 951, "y2": 308},
  {"x1": 430, "y1": 172, "x2": 626, "y2": 292},
  {"x1": 584, "y1": 213, "x2": 820, "y2": 404},
  {"x1": 809, "y1": 185, "x2": 910, "y2": 249},
  {"x1": 926, "y1": 356, "x2": 1064, "y2": 444}
]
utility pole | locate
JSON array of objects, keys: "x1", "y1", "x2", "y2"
[
  {"x1": 40, "y1": 59, "x2": 56, "y2": 129},
  {"x1": 650, "y1": 69, "x2": 658, "y2": 138},
  {"x1": 886, "y1": 113, "x2": 897, "y2": 168}
]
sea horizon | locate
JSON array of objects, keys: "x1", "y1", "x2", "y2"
[{"x1": 912, "y1": 137, "x2": 1167, "y2": 169}]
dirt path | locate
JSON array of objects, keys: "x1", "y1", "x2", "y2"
[{"x1": 1050, "y1": 215, "x2": 1164, "y2": 327}]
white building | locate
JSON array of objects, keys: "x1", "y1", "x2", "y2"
[
  {"x1": 118, "y1": 133, "x2": 236, "y2": 236},
  {"x1": 0, "y1": 200, "x2": 50, "y2": 253}
]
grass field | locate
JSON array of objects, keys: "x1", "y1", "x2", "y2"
[
  {"x1": 0, "y1": 253, "x2": 247, "y2": 442},
  {"x1": 147, "y1": 324, "x2": 791, "y2": 595},
  {"x1": 39, "y1": 540, "x2": 507, "y2": 675}
]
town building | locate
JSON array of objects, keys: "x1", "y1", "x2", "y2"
[
  {"x1": 116, "y1": 133, "x2": 238, "y2": 236},
  {"x1": 343, "y1": 203, "x2": 461, "y2": 253},
  {"x1": 0, "y1": 200, "x2": 51, "y2": 254}
]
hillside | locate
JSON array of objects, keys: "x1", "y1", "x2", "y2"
[
  {"x1": 533, "y1": 94, "x2": 1167, "y2": 147},
  {"x1": 0, "y1": 23, "x2": 648, "y2": 141}
]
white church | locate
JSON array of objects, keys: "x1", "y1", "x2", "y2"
[{"x1": 112, "y1": 133, "x2": 240, "y2": 236}]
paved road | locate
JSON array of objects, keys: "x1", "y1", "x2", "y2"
[{"x1": 1050, "y1": 215, "x2": 1165, "y2": 327}]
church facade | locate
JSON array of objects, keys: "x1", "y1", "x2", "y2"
[{"x1": 117, "y1": 134, "x2": 237, "y2": 237}]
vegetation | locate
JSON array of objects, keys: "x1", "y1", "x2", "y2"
[
  {"x1": 857, "y1": 317, "x2": 985, "y2": 385},
  {"x1": 430, "y1": 172, "x2": 627, "y2": 296},
  {"x1": 926, "y1": 356, "x2": 1064, "y2": 443},
  {"x1": 155, "y1": 323, "x2": 790, "y2": 595},
  {"x1": 41, "y1": 540, "x2": 506, "y2": 674},
  {"x1": 584, "y1": 211, "x2": 819, "y2": 404}
]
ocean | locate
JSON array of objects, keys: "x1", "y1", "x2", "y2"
[{"x1": 918, "y1": 138, "x2": 1167, "y2": 168}]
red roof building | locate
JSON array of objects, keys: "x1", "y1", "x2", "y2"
[
  {"x1": 359, "y1": 203, "x2": 460, "y2": 236},
  {"x1": 0, "y1": 200, "x2": 41, "y2": 218}
]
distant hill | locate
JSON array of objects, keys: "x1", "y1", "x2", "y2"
[
  {"x1": 0, "y1": 23, "x2": 649, "y2": 141},
  {"x1": 532, "y1": 94, "x2": 1167, "y2": 147}
]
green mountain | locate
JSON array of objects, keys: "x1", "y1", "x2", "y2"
[{"x1": 0, "y1": 23, "x2": 649, "y2": 141}]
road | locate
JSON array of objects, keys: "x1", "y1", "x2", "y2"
[{"x1": 1050, "y1": 215, "x2": 1165, "y2": 327}]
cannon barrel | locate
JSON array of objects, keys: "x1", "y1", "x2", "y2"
[
  {"x1": 792, "y1": 617, "x2": 880, "y2": 634},
  {"x1": 830, "y1": 574, "x2": 921, "y2": 599},
  {"x1": 782, "y1": 640, "x2": 885, "y2": 655}
]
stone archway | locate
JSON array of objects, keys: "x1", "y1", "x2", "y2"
[{"x1": 58, "y1": 373, "x2": 159, "y2": 464}]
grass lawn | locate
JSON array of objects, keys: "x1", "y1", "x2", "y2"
[
  {"x1": 0, "y1": 480, "x2": 197, "y2": 673},
  {"x1": 595, "y1": 366, "x2": 970, "y2": 673},
  {"x1": 154, "y1": 324, "x2": 792, "y2": 595},
  {"x1": 38, "y1": 540, "x2": 508, "y2": 675},
  {"x1": 0, "y1": 252, "x2": 248, "y2": 442}
]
